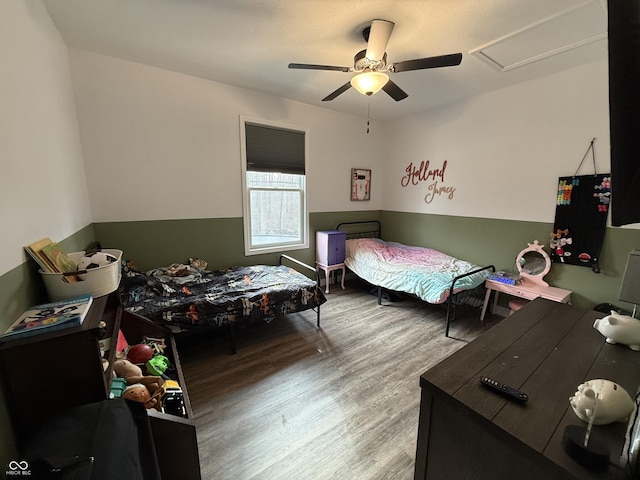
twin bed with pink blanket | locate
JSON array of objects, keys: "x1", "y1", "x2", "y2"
[{"x1": 338, "y1": 221, "x2": 494, "y2": 336}]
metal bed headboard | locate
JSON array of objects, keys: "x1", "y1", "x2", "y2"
[{"x1": 336, "y1": 220, "x2": 381, "y2": 239}]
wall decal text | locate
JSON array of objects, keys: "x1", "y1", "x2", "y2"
[{"x1": 400, "y1": 160, "x2": 456, "y2": 204}]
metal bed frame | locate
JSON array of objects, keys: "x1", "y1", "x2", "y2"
[
  {"x1": 336, "y1": 221, "x2": 495, "y2": 337},
  {"x1": 279, "y1": 253, "x2": 322, "y2": 328},
  {"x1": 226, "y1": 254, "x2": 323, "y2": 354}
]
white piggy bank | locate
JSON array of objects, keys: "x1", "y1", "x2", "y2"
[
  {"x1": 593, "y1": 312, "x2": 640, "y2": 351},
  {"x1": 569, "y1": 379, "x2": 634, "y2": 425}
]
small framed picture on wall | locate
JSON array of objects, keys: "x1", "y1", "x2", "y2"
[{"x1": 351, "y1": 168, "x2": 371, "y2": 201}]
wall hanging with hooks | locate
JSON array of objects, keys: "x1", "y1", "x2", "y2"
[{"x1": 550, "y1": 138, "x2": 610, "y2": 273}]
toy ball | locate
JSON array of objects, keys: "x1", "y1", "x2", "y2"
[
  {"x1": 127, "y1": 344, "x2": 154, "y2": 365},
  {"x1": 77, "y1": 251, "x2": 117, "y2": 270},
  {"x1": 593, "y1": 312, "x2": 640, "y2": 351},
  {"x1": 147, "y1": 355, "x2": 170, "y2": 376},
  {"x1": 569, "y1": 379, "x2": 634, "y2": 425}
]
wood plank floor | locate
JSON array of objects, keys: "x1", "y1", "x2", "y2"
[{"x1": 178, "y1": 279, "x2": 503, "y2": 480}]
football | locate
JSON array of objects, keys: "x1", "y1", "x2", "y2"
[{"x1": 77, "y1": 251, "x2": 118, "y2": 270}]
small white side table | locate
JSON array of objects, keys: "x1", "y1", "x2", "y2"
[{"x1": 316, "y1": 262, "x2": 346, "y2": 294}]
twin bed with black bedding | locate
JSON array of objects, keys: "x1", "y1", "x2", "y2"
[{"x1": 119, "y1": 255, "x2": 326, "y2": 353}]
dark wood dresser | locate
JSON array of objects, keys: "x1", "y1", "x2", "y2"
[{"x1": 415, "y1": 298, "x2": 640, "y2": 480}]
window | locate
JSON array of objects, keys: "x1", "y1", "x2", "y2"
[{"x1": 240, "y1": 117, "x2": 308, "y2": 255}]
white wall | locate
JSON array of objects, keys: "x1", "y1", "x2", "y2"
[
  {"x1": 73, "y1": 49, "x2": 615, "y2": 229},
  {"x1": 0, "y1": 1, "x2": 92, "y2": 275},
  {"x1": 382, "y1": 57, "x2": 618, "y2": 225},
  {"x1": 69, "y1": 50, "x2": 384, "y2": 223},
  {"x1": 3, "y1": 1, "x2": 635, "y2": 281}
]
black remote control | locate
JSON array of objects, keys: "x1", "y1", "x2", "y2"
[{"x1": 479, "y1": 376, "x2": 528, "y2": 403}]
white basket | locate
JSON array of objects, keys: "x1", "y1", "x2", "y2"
[{"x1": 40, "y1": 249, "x2": 123, "y2": 301}]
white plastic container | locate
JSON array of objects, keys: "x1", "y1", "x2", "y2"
[{"x1": 40, "y1": 249, "x2": 123, "y2": 301}]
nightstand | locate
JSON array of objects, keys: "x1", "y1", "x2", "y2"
[{"x1": 316, "y1": 230, "x2": 346, "y2": 293}]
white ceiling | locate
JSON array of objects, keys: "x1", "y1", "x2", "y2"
[{"x1": 41, "y1": 0, "x2": 608, "y2": 121}]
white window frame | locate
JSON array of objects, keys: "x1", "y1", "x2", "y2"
[{"x1": 240, "y1": 115, "x2": 309, "y2": 256}]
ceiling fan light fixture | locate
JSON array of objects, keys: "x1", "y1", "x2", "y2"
[{"x1": 350, "y1": 72, "x2": 389, "y2": 96}]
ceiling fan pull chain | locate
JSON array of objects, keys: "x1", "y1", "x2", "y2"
[{"x1": 367, "y1": 98, "x2": 371, "y2": 134}]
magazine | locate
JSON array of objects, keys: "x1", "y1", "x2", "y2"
[{"x1": 0, "y1": 295, "x2": 93, "y2": 342}]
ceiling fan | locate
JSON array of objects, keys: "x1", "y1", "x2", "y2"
[{"x1": 288, "y1": 19, "x2": 463, "y2": 102}]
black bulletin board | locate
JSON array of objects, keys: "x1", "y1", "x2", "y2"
[{"x1": 550, "y1": 174, "x2": 610, "y2": 271}]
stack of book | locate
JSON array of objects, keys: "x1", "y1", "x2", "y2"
[
  {"x1": 488, "y1": 271, "x2": 524, "y2": 286},
  {"x1": 0, "y1": 295, "x2": 93, "y2": 342},
  {"x1": 25, "y1": 238, "x2": 79, "y2": 281}
]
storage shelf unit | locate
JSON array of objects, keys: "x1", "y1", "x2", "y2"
[{"x1": 0, "y1": 292, "x2": 201, "y2": 480}]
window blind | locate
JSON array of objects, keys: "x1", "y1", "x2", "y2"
[{"x1": 245, "y1": 123, "x2": 305, "y2": 175}]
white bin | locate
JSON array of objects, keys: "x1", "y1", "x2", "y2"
[{"x1": 40, "y1": 249, "x2": 123, "y2": 301}]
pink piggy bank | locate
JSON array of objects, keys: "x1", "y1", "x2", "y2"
[{"x1": 593, "y1": 312, "x2": 640, "y2": 351}]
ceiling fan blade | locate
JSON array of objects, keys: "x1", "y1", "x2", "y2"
[
  {"x1": 288, "y1": 63, "x2": 351, "y2": 72},
  {"x1": 322, "y1": 82, "x2": 352, "y2": 101},
  {"x1": 382, "y1": 80, "x2": 408, "y2": 102},
  {"x1": 365, "y1": 19, "x2": 395, "y2": 61},
  {"x1": 391, "y1": 53, "x2": 463, "y2": 73}
]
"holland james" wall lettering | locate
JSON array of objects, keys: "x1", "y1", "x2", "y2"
[{"x1": 400, "y1": 160, "x2": 456, "y2": 204}]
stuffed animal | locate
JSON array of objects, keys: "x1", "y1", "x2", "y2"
[
  {"x1": 113, "y1": 358, "x2": 164, "y2": 408},
  {"x1": 593, "y1": 312, "x2": 640, "y2": 351},
  {"x1": 123, "y1": 384, "x2": 154, "y2": 406},
  {"x1": 189, "y1": 257, "x2": 208, "y2": 270}
]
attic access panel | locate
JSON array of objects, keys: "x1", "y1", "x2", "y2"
[{"x1": 470, "y1": 1, "x2": 607, "y2": 72}]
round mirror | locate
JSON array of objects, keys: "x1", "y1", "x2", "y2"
[
  {"x1": 516, "y1": 240, "x2": 551, "y2": 286},
  {"x1": 519, "y1": 251, "x2": 547, "y2": 275}
]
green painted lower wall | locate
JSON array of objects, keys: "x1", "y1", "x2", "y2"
[
  {"x1": 93, "y1": 211, "x2": 640, "y2": 310},
  {"x1": 92, "y1": 211, "x2": 382, "y2": 272},
  {"x1": 0, "y1": 211, "x2": 638, "y2": 466},
  {"x1": 380, "y1": 211, "x2": 640, "y2": 310}
]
